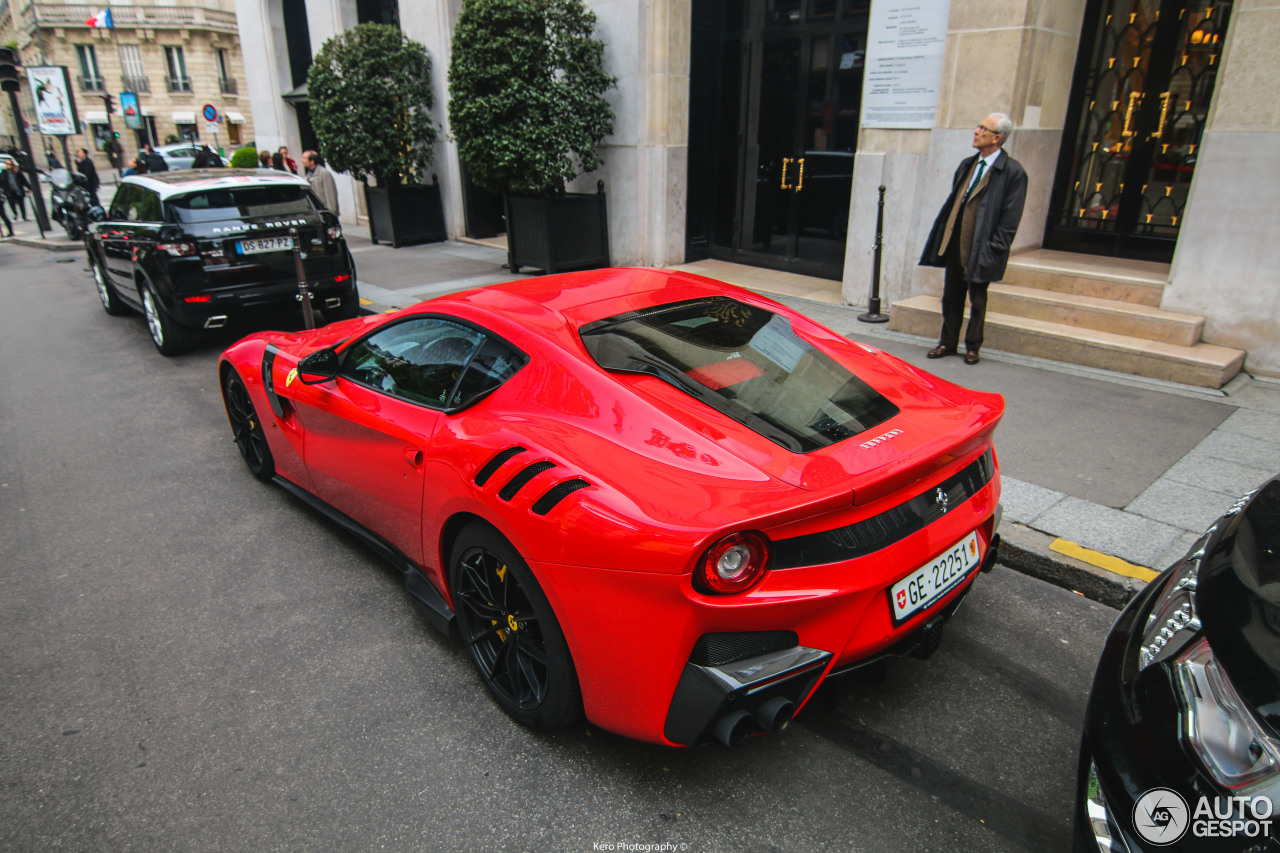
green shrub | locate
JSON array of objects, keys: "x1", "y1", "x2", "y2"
[
  {"x1": 307, "y1": 23, "x2": 437, "y2": 187},
  {"x1": 448, "y1": 0, "x2": 615, "y2": 196},
  {"x1": 229, "y1": 146, "x2": 258, "y2": 168}
]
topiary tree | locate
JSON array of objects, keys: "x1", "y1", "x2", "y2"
[
  {"x1": 448, "y1": 0, "x2": 616, "y2": 197},
  {"x1": 307, "y1": 23, "x2": 438, "y2": 187},
  {"x1": 229, "y1": 146, "x2": 258, "y2": 168}
]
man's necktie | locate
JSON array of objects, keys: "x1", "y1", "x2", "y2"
[{"x1": 965, "y1": 160, "x2": 986, "y2": 202}]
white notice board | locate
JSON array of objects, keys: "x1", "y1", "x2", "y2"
[{"x1": 860, "y1": 0, "x2": 953, "y2": 129}]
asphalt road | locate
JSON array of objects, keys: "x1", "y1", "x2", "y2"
[{"x1": 0, "y1": 243, "x2": 1119, "y2": 852}]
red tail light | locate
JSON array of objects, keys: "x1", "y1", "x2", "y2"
[
  {"x1": 696, "y1": 532, "x2": 771, "y2": 594},
  {"x1": 334, "y1": 274, "x2": 350, "y2": 283},
  {"x1": 158, "y1": 242, "x2": 196, "y2": 257},
  {"x1": 183, "y1": 295, "x2": 213, "y2": 303}
]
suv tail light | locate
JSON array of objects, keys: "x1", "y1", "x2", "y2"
[
  {"x1": 326, "y1": 226, "x2": 342, "y2": 240},
  {"x1": 158, "y1": 241, "x2": 196, "y2": 257}
]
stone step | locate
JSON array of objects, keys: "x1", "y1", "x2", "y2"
[
  {"x1": 1002, "y1": 249, "x2": 1168, "y2": 307},
  {"x1": 889, "y1": 294, "x2": 1245, "y2": 388},
  {"x1": 987, "y1": 283, "x2": 1204, "y2": 347}
]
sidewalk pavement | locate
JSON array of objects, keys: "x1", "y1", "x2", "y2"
[{"x1": 9, "y1": 218, "x2": 1277, "y2": 608}]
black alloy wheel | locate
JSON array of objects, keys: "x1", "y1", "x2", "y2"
[
  {"x1": 93, "y1": 259, "x2": 128, "y2": 316},
  {"x1": 222, "y1": 368, "x2": 275, "y2": 482},
  {"x1": 449, "y1": 522, "x2": 581, "y2": 730}
]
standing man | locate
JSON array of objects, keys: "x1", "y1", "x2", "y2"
[
  {"x1": 919, "y1": 112, "x2": 1027, "y2": 365},
  {"x1": 302, "y1": 150, "x2": 339, "y2": 217},
  {"x1": 2, "y1": 159, "x2": 31, "y2": 220},
  {"x1": 76, "y1": 148, "x2": 101, "y2": 207}
]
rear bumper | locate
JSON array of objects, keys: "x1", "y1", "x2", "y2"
[{"x1": 167, "y1": 274, "x2": 357, "y2": 327}]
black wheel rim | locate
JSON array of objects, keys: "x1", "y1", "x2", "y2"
[
  {"x1": 455, "y1": 547, "x2": 549, "y2": 712},
  {"x1": 224, "y1": 374, "x2": 268, "y2": 473}
]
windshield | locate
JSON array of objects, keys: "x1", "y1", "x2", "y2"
[
  {"x1": 580, "y1": 297, "x2": 899, "y2": 453},
  {"x1": 168, "y1": 185, "x2": 316, "y2": 223}
]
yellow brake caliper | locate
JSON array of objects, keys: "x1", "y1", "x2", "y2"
[{"x1": 492, "y1": 563, "x2": 510, "y2": 642}]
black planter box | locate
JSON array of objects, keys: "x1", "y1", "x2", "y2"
[
  {"x1": 505, "y1": 184, "x2": 610, "y2": 274},
  {"x1": 365, "y1": 179, "x2": 447, "y2": 248}
]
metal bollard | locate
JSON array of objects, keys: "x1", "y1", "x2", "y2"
[
  {"x1": 858, "y1": 185, "x2": 890, "y2": 324},
  {"x1": 291, "y1": 226, "x2": 316, "y2": 330}
]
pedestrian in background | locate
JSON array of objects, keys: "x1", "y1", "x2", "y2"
[
  {"x1": 0, "y1": 188, "x2": 12, "y2": 237},
  {"x1": 258, "y1": 150, "x2": 272, "y2": 169},
  {"x1": 302, "y1": 150, "x2": 339, "y2": 217},
  {"x1": 46, "y1": 148, "x2": 63, "y2": 171},
  {"x1": 76, "y1": 148, "x2": 101, "y2": 207},
  {"x1": 271, "y1": 152, "x2": 287, "y2": 172},
  {"x1": 277, "y1": 146, "x2": 297, "y2": 174},
  {"x1": 918, "y1": 111, "x2": 1027, "y2": 365},
  {"x1": 2, "y1": 160, "x2": 31, "y2": 221},
  {"x1": 142, "y1": 144, "x2": 168, "y2": 173},
  {"x1": 122, "y1": 157, "x2": 148, "y2": 177}
]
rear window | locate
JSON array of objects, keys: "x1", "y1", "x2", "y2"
[
  {"x1": 580, "y1": 297, "x2": 899, "y2": 453},
  {"x1": 168, "y1": 185, "x2": 317, "y2": 223}
]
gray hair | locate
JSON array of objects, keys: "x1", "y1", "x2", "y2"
[{"x1": 990, "y1": 112, "x2": 1013, "y2": 142}]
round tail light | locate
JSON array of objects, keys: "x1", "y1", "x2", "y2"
[{"x1": 697, "y1": 531, "x2": 770, "y2": 594}]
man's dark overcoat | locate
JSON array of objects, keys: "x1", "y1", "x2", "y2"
[{"x1": 920, "y1": 150, "x2": 1027, "y2": 284}]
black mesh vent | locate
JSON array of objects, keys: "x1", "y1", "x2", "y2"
[
  {"x1": 689, "y1": 631, "x2": 800, "y2": 667},
  {"x1": 773, "y1": 449, "x2": 995, "y2": 569},
  {"x1": 499, "y1": 461, "x2": 557, "y2": 501},
  {"x1": 475, "y1": 446, "x2": 527, "y2": 486},
  {"x1": 531, "y1": 479, "x2": 591, "y2": 516}
]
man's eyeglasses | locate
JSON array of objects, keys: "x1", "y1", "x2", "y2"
[{"x1": 976, "y1": 125, "x2": 1001, "y2": 136}]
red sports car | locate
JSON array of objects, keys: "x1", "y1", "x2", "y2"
[{"x1": 219, "y1": 268, "x2": 1004, "y2": 746}]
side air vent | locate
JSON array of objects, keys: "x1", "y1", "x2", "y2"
[
  {"x1": 260, "y1": 345, "x2": 285, "y2": 418},
  {"x1": 475, "y1": 446, "x2": 527, "y2": 486},
  {"x1": 498, "y1": 461, "x2": 557, "y2": 501},
  {"x1": 689, "y1": 631, "x2": 800, "y2": 667},
  {"x1": 531, "y1": 479, "x2": 591, "y2": 516}
]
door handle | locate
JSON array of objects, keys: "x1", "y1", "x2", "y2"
[
  {"x1": 780, "y1": 157, "x2": 793, "y2": 190},
  {"x1": 405, "y1": 448, "x2": 424, "y2": 468},
  {"x1": 796, "y1": 158, "x2": 805, "y2": 192}
]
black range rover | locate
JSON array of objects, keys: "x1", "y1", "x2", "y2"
[{"x1": 88, "y1": 169, "x2": 359, "y2": 355}]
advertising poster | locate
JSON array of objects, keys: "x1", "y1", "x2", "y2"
[
  {"x1": 120, "y1": 92, "x2": 143, "y2": 131},
  {"x1": 25, "y1": 66, "x2": 80, "y2": 136},
  {"x1": 860, "y1": 0, "x2": 952, "y2": 129}
]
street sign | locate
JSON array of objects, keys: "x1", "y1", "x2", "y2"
[
  {"x1": 120, "y1": 92, "x2": 142, "y2": 130},
  {"x1": 201, "y1": 103, "x2": 218, "y2": 123}
]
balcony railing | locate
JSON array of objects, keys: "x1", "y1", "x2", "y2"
[
  {"x1": 166, "y1": 75, "x2": 193, "y2": 93},
  {"x1": 218, "y1": 77, "x2": 238, "y2": 95},
  {"x1": 78, "y1": 75, "x2": 105, "y2": 92},
  {"x1": 121, "y1": 75, "x2": 150, "y2": 94},
  {"x1": 29, "y1": 3, "x2": 239, "y2": 33}
]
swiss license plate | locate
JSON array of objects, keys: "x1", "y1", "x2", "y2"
[
  {"x1": 237, "y1": 236, "x2": 293, "y2": 255},
  {"x1": 889, "y1": 531, "x2": 982, "y2": 624}
]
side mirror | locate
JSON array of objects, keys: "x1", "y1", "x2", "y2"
[
  {"x1": 157, "y1": 224, "x2": 184, "y2": 242},
  {"x1": 297, "y1": 348, "x2": 339, "y2": 384}
]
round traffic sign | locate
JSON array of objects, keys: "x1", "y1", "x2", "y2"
[{"x1": 202, "y1": 103, "x2": 218, "y2": 122}]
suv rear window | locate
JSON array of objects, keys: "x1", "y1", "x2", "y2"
[
  {"x1": 580, "y1": 297, "x2": 899, "y2": 453},
  {"x1": 168, "y1": 185, "x2": 317, "y2": 223}
]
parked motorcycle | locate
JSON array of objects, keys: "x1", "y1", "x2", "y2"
[{"x1": 49, "y1": 169, "x2": 102, "y2": 240}]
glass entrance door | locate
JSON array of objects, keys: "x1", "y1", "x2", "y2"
[
  {"x1": 1045, "y1": 0, "x2": 1232, "y2": 260},
  {"x1": 737, "y1": 27, "x2": 864, "y2": 279}
]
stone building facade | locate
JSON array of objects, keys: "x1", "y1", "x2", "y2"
[
  {"x1": 234, "y1": 0, "x2": 1277, "y2": 378},
  {"x1": 1, "y1": 0, "x2": 253, "y2": 172}
]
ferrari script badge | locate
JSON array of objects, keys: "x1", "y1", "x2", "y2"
[{"x1": 285, "y1": 367, "x2": 298, "y2": 388}]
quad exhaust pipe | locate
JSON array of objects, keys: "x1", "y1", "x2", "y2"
[{"x1": 204, "y1": 315, "x2": 228, "y2": 329}]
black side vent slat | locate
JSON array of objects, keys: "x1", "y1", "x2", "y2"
[
  {"x1": 531, "y1": 479, "x2": 591, "y2": 516},
  {"x1": 689, "y1": 631, "x2": 800, "y2": 667},
  {"x1": 498, "y1": 461, "x2": 557, "y2": 501},
  {"x1": 475, "y1": 446, "x2": 527, "y2": 486}
]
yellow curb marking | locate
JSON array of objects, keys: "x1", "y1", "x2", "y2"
[
  {"x1": 1050, "y1": 539, "x2": 1158, "y2": 583},
  {"x1": 358, "y1": 297, "x2": 373, "y2": 306}
]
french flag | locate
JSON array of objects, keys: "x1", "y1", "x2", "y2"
[{"x1": 85, "y1": 7, "x2": 113, "y2": 27}]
